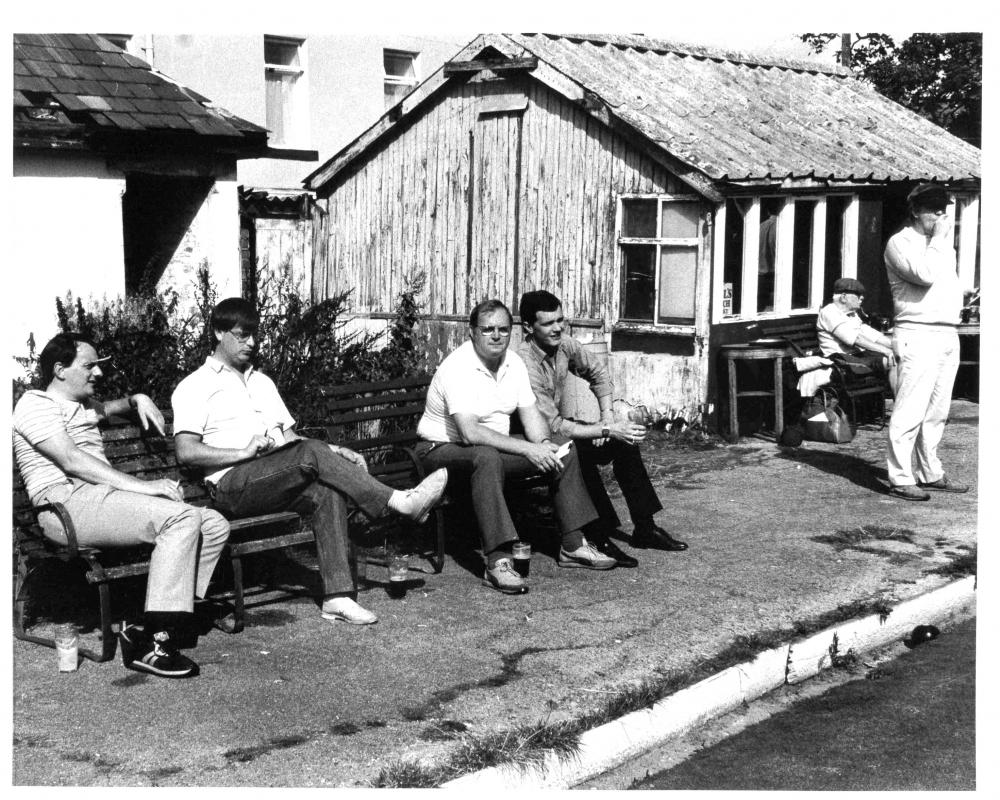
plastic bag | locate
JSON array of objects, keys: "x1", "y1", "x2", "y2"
[{"x1": 802, "y1": 390, "x2": 854, "y2": 443}]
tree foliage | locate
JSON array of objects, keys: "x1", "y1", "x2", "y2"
[{"x1": 801, "y1": 32, "x2": 982, "y2": 147}]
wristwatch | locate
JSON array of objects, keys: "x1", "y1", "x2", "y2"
[{"x1": 601, "y1": 426, "x2": 610, "y2": 439}]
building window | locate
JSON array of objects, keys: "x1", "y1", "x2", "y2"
[
  {"x1": 618, "y1": 197, "x2": 701, "y2": 326},
  {"x1": 719, "y1": 194, "x2": 855, "y2": 320},
  {"x1": 384, "y1": 49, "x2": 418, "y2": 109},
  {"x1": 265, "y1": 35, "x2": 306, "y2": 147}
]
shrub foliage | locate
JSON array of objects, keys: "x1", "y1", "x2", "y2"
[{"x1": 14, "y1": 260, "x2": 428, "y2": 423}]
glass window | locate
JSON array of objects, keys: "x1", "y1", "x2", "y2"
[
  {"x1": 792, "y1": 199, "x2": 817, "y2": 309},
  {"x1": 659, "y1": 248, "x2": 698, "y2": 322},
  {"x1": 265, "y1": 36, "x2": 305, "y2": 147},
  {"x1": 824, "y1": 196, "x2": 850, "y2": 302},
  {"x1": 757, "y1": 197, "x2": 782, "y2": 313},
  {"x1": 384, "y1": 49, "x2": 418, "y2": 109},
  {"x1": 621, "y1": 244, "x2": 656, "y2": 321},
  {"x1": 722, "y1": 199, "x2": 747, "y2": 317},
  {"x1": 622, "y1": 199, "x2": 658, "y2": 238},
  {"x1": 619, "y1": 198, "x2": 701, "y2": 325}
]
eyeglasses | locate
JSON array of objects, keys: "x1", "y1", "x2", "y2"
[
  {"x1": 476, "y1": 326, "x2": 512, "y2": 336},
  {"x1": 229, "y1": 329, "x2": 256, "y2": 343}
]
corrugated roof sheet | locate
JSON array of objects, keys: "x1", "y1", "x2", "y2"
[
  {"x1": 13, "y1": 33, "x2": 267, "y2": 149},
  {"x1": 506, "y1": 33, "x2": 980, "y2": 183}
]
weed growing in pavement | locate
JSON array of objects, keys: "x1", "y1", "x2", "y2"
[
  {"x1": 828, "y1": 633, "x2": 860, "y2": 670},
  {"x1": 374, "y1": 718, "x2": 582, "y2": 787},
  {"x1": 375, "y1": 594, "x2": 901, "y2": 787}
]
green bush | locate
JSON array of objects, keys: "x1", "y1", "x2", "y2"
[{"x1": 15, "y1": 260, "x2": 429, "y2": 423}]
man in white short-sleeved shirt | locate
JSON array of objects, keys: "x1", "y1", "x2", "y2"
[
  {"x1": 172, "y1": 298, "x2": 448, "y2": 627},
  {"x1": 415, "y1": 299, "x2": 614, "y2": 595},
  {"x1": 12, "y1": 333, "x2": 230, "y2": 679}
]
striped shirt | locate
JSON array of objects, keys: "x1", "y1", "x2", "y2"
[{"x1": 12, "y1": 390, "x2": 109, "y2": 504}]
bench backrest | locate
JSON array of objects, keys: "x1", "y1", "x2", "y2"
[{"x1": 760, "y1": 316, "x2": 819, "y2": 357}]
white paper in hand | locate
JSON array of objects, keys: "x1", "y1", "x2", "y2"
[{"x1": 555, "y1": 442, "x2": 571, "y2": 460}]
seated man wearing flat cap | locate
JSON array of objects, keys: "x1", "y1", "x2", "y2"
[{"x1": 816, "y1": 276, "x2": 898, "y2": 394}]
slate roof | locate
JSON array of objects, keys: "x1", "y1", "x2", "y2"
[
  {"x1": 13, "y1": 33, "x2": 268, "y2": 153},
  {"x1": 307, "y1": 33, "x2": 980, "y2": 193}
]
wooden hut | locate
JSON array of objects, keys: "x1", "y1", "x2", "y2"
[{"x1": 304, "y1": 33, "x2": 980, "y2": 428}]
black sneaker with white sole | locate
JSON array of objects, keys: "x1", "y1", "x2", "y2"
[{"x1": 119, "y1": 622, "x2": 200, "y2": 679}]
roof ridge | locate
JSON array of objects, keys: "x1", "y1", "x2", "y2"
[{"x1": 529, "y1": 32, "x2": 853, "y2": 76}]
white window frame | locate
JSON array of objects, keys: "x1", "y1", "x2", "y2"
[
  {"x1": 264, "y1": 35, "x2": 309, "y2": 148},
  {"x1": 383, "y1": 49, "x2": 419, "y2": 109},
  {"x1": 953, "y1": 193, "x2": 980, "y2": 291},
  {"x1": 713, "y1": 193, "x2": 859, "y2": 323},
  {"x1": 615, "y1": 194, "x2": 703, "y2": 333}
]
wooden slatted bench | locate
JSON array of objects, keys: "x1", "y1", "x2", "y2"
[
  {"x1": 13, "y1": 375, "x2": 438, "y2": 662},
  {"x1": 760, "y1": 316, "x2": 891, "y2": 425}
]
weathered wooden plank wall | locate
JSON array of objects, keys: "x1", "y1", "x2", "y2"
[{"x1": 317, "y1": 74, "x2": 711, "y2": 418}]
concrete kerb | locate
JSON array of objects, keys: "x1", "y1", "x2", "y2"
[{"x1": 442, "y1": 575, "x2": 976, "y2": 790}]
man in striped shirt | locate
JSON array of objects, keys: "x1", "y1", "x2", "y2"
[{"x1": 12, "y1": 333, "x2": 230, "y2": 679}]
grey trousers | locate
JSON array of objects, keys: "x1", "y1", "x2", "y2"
[
  {"x1": 415, "y1": 436, "x2": 599, "y2": 553},
  {"x1": 211, "y1": 439, "x2": 394, "y2": 596},
  {"x1": 38, "y1": 480, "x2": 230, "y2": 613}
]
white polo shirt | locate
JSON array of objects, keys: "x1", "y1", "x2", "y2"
[
  {"x1": 171, "y1": 356, "x2": 295, "y2": 483},
  {"x1": 417, "y1": 341, "x2": 537, "y2": 443}
]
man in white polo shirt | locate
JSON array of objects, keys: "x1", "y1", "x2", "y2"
[
  {"x1": 172, "y1": 298, "x2": 448, "y2": 627},
  {"x1": 415, "y1": 299, "x2": 615, "y2": 595},
  {"x1": 12, "y1": 332, "x2": 230, "y2": 679},
  {"x1": 883, "y1": 183, "x2": 970, "y2": 501}
]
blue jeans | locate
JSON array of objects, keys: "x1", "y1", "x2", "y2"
[{"x1": 211, "y1": 439, "x2": 394, "y2": 595}]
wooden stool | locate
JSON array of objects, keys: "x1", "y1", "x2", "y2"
[{"x1": 721, "y1": 343, "x2": 792, "y2": 441}]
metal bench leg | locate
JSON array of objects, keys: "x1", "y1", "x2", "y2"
[
  {"x1": 81, "y1": 553, "x2": 116, "y2": 662},
  {"x1": 431, "y1": 507, "x2": 445, "y2": 574},
  {"x1": 230, "y1": 553, "x2": 246, "y2": 634}
]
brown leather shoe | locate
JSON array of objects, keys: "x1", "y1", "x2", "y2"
[
  {"x1": 917, "y1": 475, "x2": 969, "y2": 493},
  {"x1": 889, "y1": 484, "x2": 931, "y2": 501}
]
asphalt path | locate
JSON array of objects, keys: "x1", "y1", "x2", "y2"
[{"x1": 630, "y1": 617, "x2": 976, "y2": 791}]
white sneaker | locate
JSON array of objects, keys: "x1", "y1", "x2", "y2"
[
  {"x1": 321, "y1": 597, "x2": 378, "y2": 625},
  {"x1": 394, "y1": 468, "x2": 449, "y2": 524},
  {"x1": 558, "y1": 538, "x2": 617, "y2": 570}
]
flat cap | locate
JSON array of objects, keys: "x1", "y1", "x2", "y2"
[
  {"x1": 906, "y1": 183, "x2": 952, "y2": 210},
  {"x1": 833, "y1": 277, "x2": 866, "y2": 295}
]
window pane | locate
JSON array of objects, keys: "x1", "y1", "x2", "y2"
[
  {"x1": 622, "y1": 199, "x2": 657, "y2": 238},
  {"x1": 660, "y1": 201, "x2": 700, "y2": 237},
  {"x1": 792, "y1": 200, "x2": 816, "y2": 309},
  {"x1": 658, "y1": 247, "x2": 697, "y2": 323},
  {"x1": 384, "y1": 51, "x2": 416, "y2": 78},
  {"x1": 723, "y1": 199, "x2": 746, "y2": 316},
  {"x1": 265, "y1": 38, "x2": 300, "y2": 68},
  {"x1": 265, "y1": 71, "x2": 297, "y2": 144},
  {"x1": 757, "y1": 197, "x2": 781, "y2": 313},
  {"x1": 824, "y1": 196, "x2": 849, "y2": 302},
  {"x1": 621, "y1": 244, "x2": 656, "y2": 320}
]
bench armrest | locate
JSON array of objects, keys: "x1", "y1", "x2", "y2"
[{"x1": 29, "y1": 501, "x2": 82, "y2": 558}]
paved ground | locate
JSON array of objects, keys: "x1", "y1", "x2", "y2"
[
  {"x1": 12, "y1": 400, "x2": 978, "y2": 787},
  {"x1": 625, "y1": 616, "x2": 975, "y2": 791}
]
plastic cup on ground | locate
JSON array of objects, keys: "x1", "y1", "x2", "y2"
[
  {"x1": 512, "y1": 542, "x2": 531, "y2": 578},
  {"x1": 388, "y1": 554, "x2": 409, "y2": 598},
  {"x1": 55, "y1": 623, "x2": 78, "y2": 672}
]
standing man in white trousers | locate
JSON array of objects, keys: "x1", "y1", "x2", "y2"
[{"x1": 883, "y1": 183, "x2": 970, "y2": 501}]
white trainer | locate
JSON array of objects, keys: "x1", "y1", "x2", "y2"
[{"x1": 394, "y1": 468, "x2": 449, "y2": 524}]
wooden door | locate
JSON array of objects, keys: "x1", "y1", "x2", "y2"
[{"x1": 466, "y1": 99, "x2": 525, "y2": 310}]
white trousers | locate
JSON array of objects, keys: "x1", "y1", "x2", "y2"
[
  {"x1": 38, "y1": 480, "x2": 230, "y2": 613},
  {"x1": 887, "y1": 326, "x2": 959, "y2": 486}
]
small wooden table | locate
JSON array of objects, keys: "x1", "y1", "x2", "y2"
[{"x1": 721, "y1": 342, "x2": 793, "y2": 441}]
